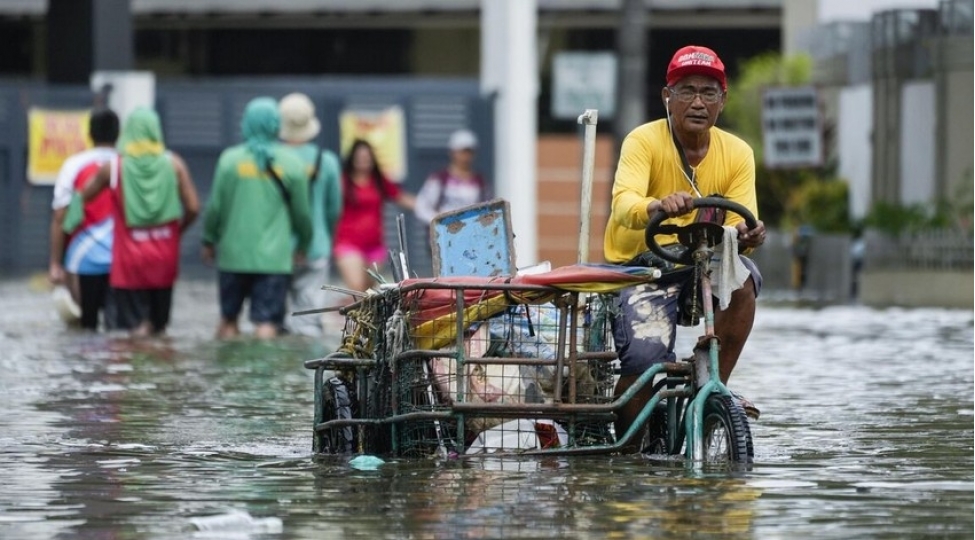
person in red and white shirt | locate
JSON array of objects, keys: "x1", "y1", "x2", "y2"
[
  {"x1": 414, "y1": 129, "x2": 488, "y2": 225},
  {"x1": 48, "y1": 108, "x2": 119, "y2": 331}
]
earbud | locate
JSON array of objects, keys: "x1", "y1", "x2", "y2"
[{"x1": 665, "y1": 97, "x2": 670, "y2": 106}]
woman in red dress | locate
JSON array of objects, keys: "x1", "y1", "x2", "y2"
[{"x1": 332, "y1": 139, "x2": 414, "y2": 294}]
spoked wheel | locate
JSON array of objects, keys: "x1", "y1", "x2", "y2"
[
  {"x1": 320, "y1": 376, "x2": 358, "y2": 454},
  {"x1": 701, "y1": 394, "x2": 753, "y2": 463}
]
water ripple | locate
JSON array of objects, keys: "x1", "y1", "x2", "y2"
[{"x1": 0, "y1": 280, "x2": 971, "y2": 539}]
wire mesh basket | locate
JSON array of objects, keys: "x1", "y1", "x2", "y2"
[
  {"x1": 394, "y1": 281, "x2": 619, "y2": 456},
  {"x1": 310, "y1": 277, "x2": 625, "y2": 457}
]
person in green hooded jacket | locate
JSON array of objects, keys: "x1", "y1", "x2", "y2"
[
  {"x1": 202, "y1": 97, "x2": 313, "y2": 339},
  {"x1": 82, "y1": 107, "x2": 200, "y2": 336}
]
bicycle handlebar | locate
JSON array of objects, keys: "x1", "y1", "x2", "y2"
[{"x1": 645, "y1": 197, "x2": 758, "y2": 265}]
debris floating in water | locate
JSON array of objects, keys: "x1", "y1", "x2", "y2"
[
  {"x1": 188, "y1": 509, "x2": 283, "y2": 533},
  {"x1": 349, "y1": 455, "x2": 385, "y2": 470}
]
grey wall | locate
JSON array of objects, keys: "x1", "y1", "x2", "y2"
[{"x1": 0, "y1": 77, "x2": 494, "y2": 279}]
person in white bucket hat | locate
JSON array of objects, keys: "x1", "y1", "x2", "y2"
[
  {"x1": 279, "y1": 93, "x2": 321, "y2": 142},
  {"x1": 278, "y1": 92, "x2": 342, "y2": 337}
]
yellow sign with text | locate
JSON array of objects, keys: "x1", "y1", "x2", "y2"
[
  {"x1": 27, "y1": 108, "x2": 92, "y2": 185},
  {"x1": 339, "y1": 106, "x2": 407, "y2": 183}
]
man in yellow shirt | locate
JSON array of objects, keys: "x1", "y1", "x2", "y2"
[{"x1": 604, "y1": 45, "x2": 768, "y2": 441}]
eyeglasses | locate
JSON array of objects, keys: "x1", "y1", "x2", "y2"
[{"x1": 668, "y1": 87, "x2": 724, "y2": 104}]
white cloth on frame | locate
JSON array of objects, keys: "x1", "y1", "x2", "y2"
[{"x1": 709, "y1": 226, "x2": 749, "y2": 310}]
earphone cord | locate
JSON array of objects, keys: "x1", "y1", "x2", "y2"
[{"x1": 665, "y1": 102, "x2": 704, "y2": 198}]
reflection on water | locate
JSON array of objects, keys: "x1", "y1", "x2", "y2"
[{"x1": 0, "y1": 279, "x2": 972, "y2": 539}]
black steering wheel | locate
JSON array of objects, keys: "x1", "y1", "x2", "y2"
[{"x1": 644, "y1": 197, "x2": 758, "y2": 266}]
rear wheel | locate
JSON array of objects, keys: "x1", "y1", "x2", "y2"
[
  {"x1": 362, "y1": 365, "x2": 393, "y2": 455},
  {"x1": 701, "y1": 394, "x2": 753, "y2": 463},
  {"x1": 640, "y1": 404, "x2": 670, "y2": 455},
  {"x1": 320, "y1": 376, "x2": 358, "y2": 454}
]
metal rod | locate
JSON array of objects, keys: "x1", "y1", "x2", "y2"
[
  {"x1": 521, "y1": 392, "x2": 672, "y2": 457},
  {"x1": 554, "y1": 302, "x2": 567, "y2": 403},
  {"x1": 423, "y1": 360, "x2": 452, "y2": 457},
  {"x1": 450, "y1": 387, "x2": 689, "y2": 414},
  {"x1": 576, "y1": 109, "x2": 598, "y2": 263},
  {"x1": 390, "y1": 348, "x2": 621, "y2": 364},
  {"x1": 396, "y1": 213, "x2": 411, "y2": 278},
  {"x1": 567, "y1": 295, "x2": 579, "y2": 405},
  {"x1": 312, "y1": 366, "x2": 324, "y2": 453},
  {"x1": 388, "y1": 249, "x2": 404, "y2": 282},
  {"x1": 320, "y1": 284, "x2": 368, "y2": 297},
  {"x1": 315, "y1": 411, "x2": 454, "y2": 431},
  {"x1": 304, "y1": 357, "x2": 377, "y2": 370},
  {"x1": 292, "y1": 305, "x2": 346, "y2": 316},
  {"x1": 454, "y1": 289, "x2": 466, "y2": 445}
]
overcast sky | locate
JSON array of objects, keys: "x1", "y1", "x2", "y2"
[{"x1": 818, "y1": 0, "x2": 941, "y2": 22}]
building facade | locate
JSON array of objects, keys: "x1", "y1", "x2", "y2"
[{"x1": 0, "y1": 0, "x2": 795, "y2": 275}]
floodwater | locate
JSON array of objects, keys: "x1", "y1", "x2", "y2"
[{"x1": 0, "y1": 277, "x2": 972, "y2": 540}]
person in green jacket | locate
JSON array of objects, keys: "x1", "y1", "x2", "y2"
[
  {"x1": 277, "y1": 92, "x2": 342, "y2": 337},
  {"x1": 202, "y1": 97, "x2": 312, "y2": 339}
]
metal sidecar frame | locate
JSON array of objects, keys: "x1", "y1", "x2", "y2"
[{"x1": 304, "y1": 267, "x2": 703, "y2": 458}]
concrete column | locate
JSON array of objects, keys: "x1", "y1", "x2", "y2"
[
  {"x1": 47, "y1": 0, "x2": 132, "y2": 84},
  {"x1": 781, "y1": 0, "x2": 819, "y2": 57},
  {"x1": 615, "y1": 0, "x2": 647, "y2": 143},
  {"x1": 92, "y1": 0, "x2": 133, "y2": 71},
  {"x1": 481, "y1": 0, "x2": 539, "y2": 267}
]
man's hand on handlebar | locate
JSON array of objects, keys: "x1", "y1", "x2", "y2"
[
  {"x1": 736, "y1": 220, "x2": 767, "y2": 250},
  {"x1": 647, "y1": 193, "x2": 767, "y2": 249},
  {"x1": 647, "y1": 192, "x2": 695, "y2": 217}
]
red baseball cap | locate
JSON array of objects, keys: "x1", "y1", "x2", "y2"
[{"x1": 666, "y1": 45, "x2": 727, "y2": 90}]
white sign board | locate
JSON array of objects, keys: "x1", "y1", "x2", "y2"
[
  {"x1": 761, "y1": 86, "x2": 822, "y2": 168},
  {"x1": 552, "y1": 52, "x2": 617, "y2": 120},
  {"x1": 90, "y1": 71, "x2": 156, "y2": 125}
]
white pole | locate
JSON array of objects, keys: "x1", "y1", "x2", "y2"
[
  {"x1": 481, "y1": 0, "x2": 538, "y2": 267},
  {"x1": 577, "y1": 109, "x2": 598, "y2": 264}
]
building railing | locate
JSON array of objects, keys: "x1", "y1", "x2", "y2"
[
  {"x1": 939, "y1": 0, "x2": 974, "y2": 36},
  {"x1": 863, "y1": 229, "x2": 974, "y2": 270}
]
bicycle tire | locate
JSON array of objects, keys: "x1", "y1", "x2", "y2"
[
  {"x1": 363, "y1": 364, "x2": 393, "y2": 455},
  {"x1": 640, "y1": 404, "x2": 670, "y2": 455},
  {"x1": 321, "y1": 376, "x2": 358, "y2": 454},
  {"x1": 701, "y1": 393, "x2": 754, "y2": 463}
]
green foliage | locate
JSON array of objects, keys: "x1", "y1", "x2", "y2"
[
  {"x1": 862, "y1": 201, "x2": 957, "y2": 235},
  {"x1": 785, "y1": 176, "x2": 852, "y2": 233},
  {"x1": 946, "y1": 168, "x2": 974, "y2": 235},
  {"x1": 719, "y1": 52, "x2": 851, "y2": 231},
  {"x1": 862, "y1": 170, "x2": 974, "y2": 236}
]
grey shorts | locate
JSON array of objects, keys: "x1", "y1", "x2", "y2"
[{"x1": 612, "y1": 256, "x2": 762, "y2": 376}]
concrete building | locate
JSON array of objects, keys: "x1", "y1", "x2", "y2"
[
  {"x1": 1, "y1": 0, "x2": 801, "y2": 275},
  {"x1": 8, "y1": 1, "x2": 969, "y2": 305},
  {"x1": 804, "y1": 0, "x2": 972, "y2": 307}
]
